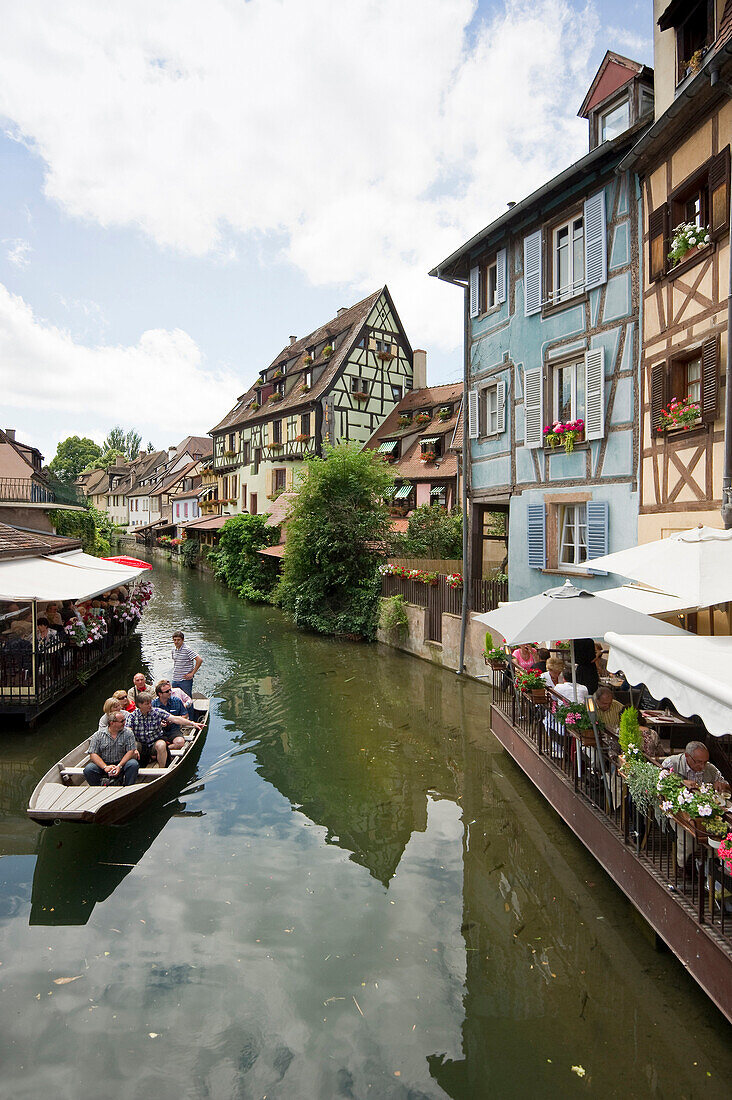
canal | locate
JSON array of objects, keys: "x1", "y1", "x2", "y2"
[{"x1": 0, "y1": 557, "x2": 730, "y2": 1098}]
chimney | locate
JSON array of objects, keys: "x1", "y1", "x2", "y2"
[
  {"x1": 337, "y1": 307, "x2": 347, "y2": 317},
  {"x1": 167, "y1": 446, "x2": 177, "y2": 462},
  {"x1": 289, "y1": 335, "x2": 297, "y2": 345},
  {"x1": 4, "y1": 429, "x2": 16, "y2": 441},
  {"x1": 412, "y1": 349, "x2": 427, "y2": 390}
]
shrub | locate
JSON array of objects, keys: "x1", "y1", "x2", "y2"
[
  {"x1": 380, "y1": 594, "x2": 409, "y2": 637},
  {"x1": 619, "y1": 706, "x2": 642, "y2": 758},
  {"x1": 277, "y1": 442, "x2": 393, "y2": 639},
  {"x1": 211, "y1": 513, "x2": 281, "y2": 602},
  {"x1": 179, "y1": 539, "x2": 200, "y2": 568}
]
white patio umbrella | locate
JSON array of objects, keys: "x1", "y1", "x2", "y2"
[
  {"x1": 586, "y1": 525, "x2": 732, "y2": 608},
  {"x1": 474, "y1": 579, "x2": 689, "y2": 702}
]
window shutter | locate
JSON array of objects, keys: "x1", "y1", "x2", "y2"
[
  {"x1": 496, "y1": 248, "x2": 507, "y2": 304},
  {"x1": 650, "y1": 364, "x2": 667, "y2": 434},
  {"x1": 648, "y1": 204, "x2": 669, "y2": 281},
  {"x1": 496, "y1": 379, "x2": 506, "y2": 434},
  {"x1": 586, "y1": 501, "x2": 609, "y2": 573},
  {"x1": 701, "y1": 334, "x2": 720, "y2": 423},
  {"x1": 584, "y1": 347, "x2": 605, "y2": 440},
  {"x1": 523, "y1": 366, "x2": 543, "y2": 448},
  {"x1": 709, "y1": 146, "x2": 730, "y2": 235},
  {"x1": 584, "y1": 190, "x2": 607, "y2": 290},
  {"x1": 468, "y1": 389, "x2": 479, "y2": 438},
  {"x1": 527, "y1": 504, "x2": 546, "y2": 569},
  {"x1": 469, "y1": 265, "x2": 480, "y2": 318},
  {"x1": 523, "y1": 231, "x2": 542, "y2": 315}
]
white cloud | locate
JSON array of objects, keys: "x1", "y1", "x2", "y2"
[
  {"x1": 0, "y1": 0, "x2": 613, "y2": 348},
  {"x1": 0, "y1": 283, "x2": 237, "y2": 455},
  {"x1": 5, "y1": 238, "x2": 32, "y2": 268}
]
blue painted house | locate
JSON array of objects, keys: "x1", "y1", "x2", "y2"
[{"x1": 431, "y1": 53, "x2": 654, "y2": 600}]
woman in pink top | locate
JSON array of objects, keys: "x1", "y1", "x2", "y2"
[{"x1": 512, "y1": 643, "x2": 539, "y2": 670}]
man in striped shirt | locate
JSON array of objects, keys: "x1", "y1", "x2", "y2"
[{"x1": 171, "y1": 630, "x2": 202, "y2": 696}]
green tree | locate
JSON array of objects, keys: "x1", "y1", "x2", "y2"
[
  {"x1": 125, "y1": 430, "x2": 142, "y2": 460},
  {"x1": 395, "y1": 505, "x2": 463, "y2": 559},
  {"x1": 146, "y1": 441, "x2": 155, "y2": 452},
  {"x1": 49, "y1": 436, "x2": 103, "y2": 483},
  {"x1": 49, "y1": 500, "x2": 114, "y2": 556},
  {"x1": 105, "y1": 426, "x2": 126, "y2": 453},
  {"x1": 277, "y1": 443, "x2": 394, "y2": 640},
  {"x1": 210, "y1": 514, "x2": 281, "y2": 602}
]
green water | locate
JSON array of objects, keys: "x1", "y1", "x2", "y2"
[{"x1": 0, "y1": 557, "x2": 730, "y2": 1099}]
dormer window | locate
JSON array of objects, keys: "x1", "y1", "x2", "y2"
[{"x1": 599, "y1": 96, "x2": 630, "y2": 143}]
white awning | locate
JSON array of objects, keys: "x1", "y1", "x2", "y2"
[
  {"x1": 605, "y1": 632, "x2": 732, "y2": 737},
  {"x1": 596, "y1": 584, "x2": 693, "y2": 616},
  {"x1": 50, "y1": 551, "x2": 147, "y2": 581},
  {"x1": 430, "y1": 486, "x2": 446, "y2": 496},
  {"x1": 394, "y1": 483, "x2": 413, "y2": 500},
  {"x1": 420, "y1": 436, "x2": 439, "y2": 445},
  {"x1": 377, "y1": 440, "x2": 398, "y2": 454},
  {"x1": 0, "y1": 552, "x2": 147, "y2": 602}
]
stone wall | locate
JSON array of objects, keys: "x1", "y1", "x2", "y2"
[{"x1": 377, "y1": 599, "x2": 503, "y2": 683}]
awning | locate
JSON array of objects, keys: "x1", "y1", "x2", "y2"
[
  {"x1": 421, "y1": 436, "x2": 439, "y2": 445},
  {"x1": 430, "y1": 486, "x2": 446, "y2": 496},
  {"x1": 605, "y1": 632, "x2": 732, "y2": 737},
  {"x1": 258, "y1": 544, "x2": 285, "y2": 558},
  {"x1": 394, "y1": 483, "x2": 413, "y2": 500},
  {"x1": 596, "y1": 584, "x2": 693, "y2": 616},
  {"x1": 377, "y1": 440, "x2": 397, "y2": 454},
  {"x1": 51, "y1": 550, "x2": 147, "y2": 580},
  {"x1": 0, "y1": 552, "x2": 147, "y2": 602},
  {"x1": 383, "y1": 486, "x2": 396, "y2": 497}
]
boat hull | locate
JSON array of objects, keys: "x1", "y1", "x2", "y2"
[{"x1": 27, "y1": 699, "x2": 210, "y2": 826}]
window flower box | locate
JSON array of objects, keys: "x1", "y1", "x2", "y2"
[
  {"x1": 543, "y1": 419, "x2": 585, "y2": 454},
  {"x1": 377, "y1": 349, "x2": 395, "y2": 360},
  {"x1": 445, "y1": 573, "x2": 463, "y2": 588},
  {"x1": 254, "y1": 379, "x2": 263, "y2": 388},
  {"x1": 273, "y1": 369, "x2": 283, "y2": 379},
  {"x1": 322, "y1": 345, "x2": 333, "y2": 358},
  {"x1": 437, "y1": 408, "x2": 452, "y2": 421},
  {"x1": 484, "y1": 646, "x2": 508, "y2": 669},
  {"x1": 657, "y1": 396, "x2": 701, "y2": 433},
  {"x1": 250, "y1": 401, "x2": 260, "y2": 411},
  {"x1": 303, "y1": 355, "x2": 313, "y2": 366},
  {"x1": 269, "y1": 442, "x2": 283, "y2": 450},
  {"x1": 420, "y1": 450, "x2": 436, "y2": 463},
  {"x1": 669, "y1": 222, "x2": 710, "y2": 267},
  {"x1": 223, "y1": 449, "x2": 236, "y2": 458},
  {"x1": 353, "y1": 391, "x2": 369, "y2": 401},
  {"x1": 398, "y1": 415, "x2": 412, "y2": 428},
  {"x1": 295, "y1": 433, "x2": 310, "y2": 443},
  {"x1": 268, "y1": 392, "x2": 282, "y2": 402},
  {"x1": 300, "y1": 384, "x2": 310, "y2": 393},
  {"x1": 415, "y1": 413, "x2": 431, "y2": 425}
]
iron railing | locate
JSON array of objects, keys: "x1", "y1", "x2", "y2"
[
  {"x1": 0, "y1": 477, "x2": 84, "y2": 507},
  {"x1": 380, "y1": 572, "x2": 508, "y2": 643},
  {"x1": 490, "y1": 670, "x2": 732, "y2": 951}
]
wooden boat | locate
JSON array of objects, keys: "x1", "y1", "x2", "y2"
[{"x1": 27, "y1": 696, "x2": 210, "y2": 826}]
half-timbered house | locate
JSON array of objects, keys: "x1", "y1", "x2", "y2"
[
  {"x1": 208, "y1": 288, "x2": 415, "y2": 515},
  {"x1": 432, "y1": 53, "x2": 653, "y2": 600},
  {"x1": 621, "y1": 1, "x2": 732, "y2": 541}
]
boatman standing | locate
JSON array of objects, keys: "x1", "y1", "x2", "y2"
[{"x1": 171, "y1": 630, "x2": 202, "y2": 696}]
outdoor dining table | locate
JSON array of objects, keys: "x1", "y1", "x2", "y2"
[{"x1": 641, "y1": 709, "x2": 700, "y2": 750}]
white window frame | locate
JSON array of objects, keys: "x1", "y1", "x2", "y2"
[
  {"x1": 552, "y1": 215, "x2": 585, "y2": 303},
  {"x1": 483, "y1": 385, "x2": 499, "y2": 436},
  {"x1": 486, "y1": 259, "x2": 498, "y2": 312},
  {"x1": 552, "y1": 359, "x2": 585, "y2": 424},
  {"x1": 558, "y1": 503, "x2": 588, "y2": 570},
  {"x1": 600, "y1": 96, "x2": 630, "y2": 143}
]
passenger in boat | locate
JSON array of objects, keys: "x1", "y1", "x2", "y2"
[
  {"x1": 154, "y1": 680, "x2": 193, "y2": 720},
  {"x1": 96, "y1": 696, "x2": 125, "y2": 732},
  {"x1": 171, "y1": 631, "x2": 202, "y2": 695},
  {"x1": 662, "y1": 742, "x2": 730, "y2": 794},
  {"x1": 128, "y1": 671, "x2": 154, "y2": 705},
  {"x1": 127, "y1": 691, "x2": 202, "y2": 769},
  {"x1": 114, "y1": 688, "x2": 136, "y2": 713},
  {"x1": 84, "y1": 710, "x2": 139, "y2": 786}
]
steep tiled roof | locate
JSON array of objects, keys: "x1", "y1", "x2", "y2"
[
  {"x1": 365, "y1": 383, "x2": 462, "y2": 482},
  {"x1": 175, "y1": 436, "x2": 212, "y2": 458},
  {"x1": 0, "y1": 522, "x2": 82, "y2": 560},
  {"x1": 210, "y1": 288, "x2": 384, "y2": 433}
]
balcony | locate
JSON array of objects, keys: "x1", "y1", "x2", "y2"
[{"x1": 0, "y1": 477, "x2": 84, "y2": 508}]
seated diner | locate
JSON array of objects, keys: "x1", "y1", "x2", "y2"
[{"x1": 662, "y1": 741, "x2": 731, "y2": 795}]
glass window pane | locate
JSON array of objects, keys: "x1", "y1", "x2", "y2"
[
  {"x1": 573, "y1": 219, "x2": 584, "y2": 289},
  {"x1": 575, "y1": 362, "x2": 585, "y2": 422},
  {"x1": 556, "y1": 227, "x2": 569, "y2": 297},
  {"x1": 556, "y1": 365, "x2": 572, "y2": 421},
  {"x1": 487, "y1": 263, "x2": 498, "y2": 309},
  {"x1": 686, "y1": 357, "x2": 701, "y2": 404},
  {"x1": 601, "y1": 99, "x2": 630, "y2": 141}
]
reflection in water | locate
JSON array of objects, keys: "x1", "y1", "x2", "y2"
[{"x1": 0, "y1": 558, "x2": 730, "y2": 1099}]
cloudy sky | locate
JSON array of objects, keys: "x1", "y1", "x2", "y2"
[{"x1": 0, "y1": 0, "x2": 652, "y2": 463}]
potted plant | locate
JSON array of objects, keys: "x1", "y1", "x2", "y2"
[
  {"x1": 223, "y1": 449, "x2": 236, "y2": 458},
  {"x1": 303, "y1": 354, "x2": 313, "y2": 366},
  {"x1": 415, "y1": 412, "x2": 431, "y2": 425},
  {"x1": 717, "y1": 830, "x2": 732, "y2": 867},
  {"x1": 668, "y1": 222, "x2": 710, "y2": 267},
  {"x1": 273, "y1": 369, "x2": 283, "y2": 379},
  {"x1": 554, "y1": 701, "x2": 595, "y2": 744},
  {"x1": 657, "y1": 768, "x2": 728, "y2": 842},
  {"x1": 421, "y1": 450, "x2": 436, "y2": 463},
  {"x1": 270, "y1": 441, "x2": 283, "y2": 450},
  {"x1": 295, "y1": 433, "x2": 310, "y2": 443},
  {"x1": 657, "y1": 396, "x2": 701, "y2": 433},
  {"x1": 322, "y1": 345, "x2": 333, "y2": 358},
  {"x1": 515, "y1": 668, "x2": 546, "y2": 701},
  {"x1": 437, "y1": 407, "x2": 452, "y2": 421},
  {"x1": 445, "y1": 573, "x2": 463, "y2": 588},
  {"x1": 705, "y1": 819, "x2": 729, "y2": 850},
  {"x1": 543, "y1": 419, "x2": 585, "y2": 454},
  {"x1": 254, "y1": 379, "x2": 263, "y2": 388},
  {"x1": 377, "y1": 347, "x2": 394, "y2": 360},
  {"x1": 484, "y1": 644, "x2": 508, "y2": 669},
  {"x1": 353, "y1": 390, "x2": 369, "y2": 401},
  {"x1": 269, "y1": 392, "x2": 282, "y2": 402},
  {"x1": 301, "y1": 383, "x2": 310, "y2": 393},
  {"x1": 250, "y1": 401, "x2": 260, "y2": 411},
  {"x1": 398, "y1": 415, "x2": 412, "y2": 428}
]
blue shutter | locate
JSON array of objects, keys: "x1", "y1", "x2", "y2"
[
  {"x1": 468, "y1": 389, "x2": 480, "y2": 438},
  {"x1": 496, "y1": 248, "x2": 507, "y2": 304},
  {"x1": 584, "y1": 190, "x2": 607, "y2": 290},
  {"x1": 527, "y1": 503, "x2": 546, "y2": 569},
  {"x1": 469, "y1": 266, "x2": 480, "y2": 318},
  {"x1": 586, "y1": 501, "x2": 608, "y2": 573},
  {"x1": 523, "y1": 366, "x2": 543, "y2": 448},
  {"x1": 524, "y1": 231, "x2": 542, "y2": 315}
]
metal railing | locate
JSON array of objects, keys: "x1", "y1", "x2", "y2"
[
  {"x1": 0, "y1": 477, "x2": 84, "y2": 507},
  {"x1": 380, "y1": 572, "x2": 508, "y2": 639},
  {"x1": 490, "y1": 670, "x2": 732, "y2": 951}
]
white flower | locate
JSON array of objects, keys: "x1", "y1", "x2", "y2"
[
  {"x1": 698, "y1": 803, "x2": 713, "y2": 817},
  {"x1": 661, "y1": 800, "x2": 673, "y2": 813}
]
